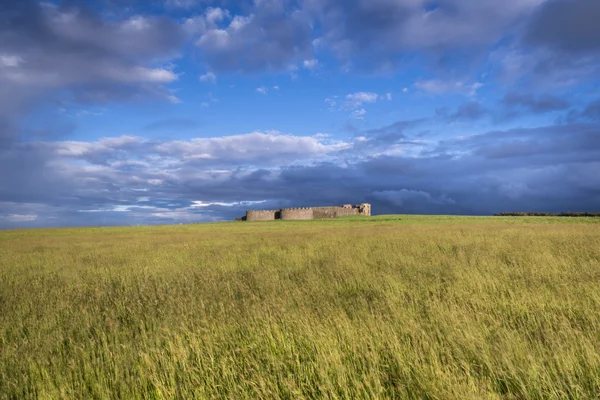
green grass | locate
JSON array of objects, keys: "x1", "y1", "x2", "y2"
[{"x1": 1, "y1": 215, "x2": 600, "y2": 399}]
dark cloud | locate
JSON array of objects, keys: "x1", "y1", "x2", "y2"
[
  {"x1": 582, "y1": 100, "x2": 600, "y2": 121},
  {"x1": 502, "y1": 92, "x2": 569, "y2": 113},
  {"x1": 2, "y1": 0, "x2": 600, "y2": 228},
  {"x1": 0, "y1": 118, "x2": 19, "y2": 146},
  {"x1": 437, "y1": 101, "x2": 488, "y2": 121},
  {"x1": 2, "y1": 120, "x2": 599, "y2": 228},
  {"x1": 361, "y1": 118, "x2": 427, "y2": 146},
  {"x1": 187, "y1": 0, "x2": 545, "y2": 73},
  {"x1": 503, "y1": 0, "x2": 600, "y2": 86},
  {"x1": 305, "y1": 0, "x2": 542, "y2": 69},
  {"x1": 525, "y1": 0, "x2": 600, "y2": 54},
  {"x1": 558, "y1": 99, "x2": 600, "y2": 124},
  {"x1": 0, "y1": 0, "x2": 184, "y2": 124}
]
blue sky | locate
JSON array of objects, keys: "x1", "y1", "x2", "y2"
[{"x1": 1, "y1": 0, "x2": 599, "y2": 228}]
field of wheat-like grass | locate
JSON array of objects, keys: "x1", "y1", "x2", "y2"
[{"x1": 1, "y1": 215, "x2": 599, "y2": 399}]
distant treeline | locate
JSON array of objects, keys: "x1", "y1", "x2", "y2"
[{"x1": 495, "y1": 212, "x2": 600, "y2": 217}]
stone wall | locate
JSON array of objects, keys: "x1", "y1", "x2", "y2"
[
  {"x1": 333, "y1": 206, "x2": 361, "y2": 217},
  {"x1": 281, "y1": 208, "x2": 314, "y2": 220},
  {"x1": 311, "y1": 206, "x2": 361, "y2": 218},
  {"x1": 312, "y1": 207, "x2": 338, "y2": 219},
  {"x1": 246, "y1": 210, "x2": 279, "y2": 221},
  {"x1": 244, "y1": 203, "x2": 371, "y2": 221}
]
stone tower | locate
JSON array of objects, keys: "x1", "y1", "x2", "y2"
[{"x1": 360, "y1": 203, "x2": 371, "y2": 216}]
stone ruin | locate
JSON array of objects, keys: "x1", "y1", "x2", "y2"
[{"x1": 239, "y1": 203, "x2": 371, "y2": 221}]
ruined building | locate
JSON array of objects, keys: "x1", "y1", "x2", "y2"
[{"x1": 241, "y1": 203, "x2": 371, "y2": 221}]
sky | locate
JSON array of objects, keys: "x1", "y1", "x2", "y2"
[{"x1": 0, "y1": 0, "x2": 599, "y2": 228}]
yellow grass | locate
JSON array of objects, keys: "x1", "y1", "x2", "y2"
[{"x1": 1, "y1": 215, "x2": 599, "y2": 399}]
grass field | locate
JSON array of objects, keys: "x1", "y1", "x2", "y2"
[{"x1": 1, "y1": 215, "x2": 600, "y2": 399}]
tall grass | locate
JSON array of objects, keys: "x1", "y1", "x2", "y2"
[{"x1": 1, "y1": 215, "x2": 599, "y2": 399}]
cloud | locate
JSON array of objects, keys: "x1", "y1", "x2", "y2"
[
  {"x1": 559, "y1": 98, "x2": 600, "y2": 123},
  {"x1": 4, "y1": 118, "x2": 598, "y2": 228},
  {"x1": 195, "y1": 0, "x2": 312, "y2": 72},
  {"x1": 2, "y1": 0, "x2": 600, "y2": 228},
  {"x1": 358, "y1": 118, "x2": 428, "y2": 152},
  {"x1": 305, "y1": 0, "x2": 544, "y2": 69},
  {"x1": 0, "y1": 55, "x2": 23, "y2": 67},
  {"x1": 415, "y1": 80, "x2": 483, "y2": 96},
  {"x1": 0, "y1": 214, "x2": 37, "y2": 222},
  {"x1": 345, "y1": 92, "x2": 379, "y2": 108},
  {"x1": 524, "y1": 0, "x2": 600, "y2": 54},
  {"x1": 303, "y1": 59, "x2": 319, "y2": 70},
  {"x1": 199, "y1": 72, "x2": 217, "y2": 83},
  {"x1": 352, "y1": 109, "x2": 367, "y2": 120},
  {"x1": 502, "y1": 92, "x2": 569, "y2": 113},
  {"x1": 373, "y1": 189, "x2": 456, "y2": 208},
  {"x1": 489, "y1": 0, "x2": 600, "y2": 86},
  {"x1": 438, "y1": 101, "x2": 488, "y2": 121},
  {"x1": 0, "y1": 0, "x2": 185, "y2": 131},
  {"x1": 323, "y1": 92, "x2": 390, "y2": 119},
  {"x1": 31, "y1": 131, "x2": 349, "y2": 170},
  {"x1": 165, "y1": 0, "x2": 201, "y2": 8},
  {"x1": 582, "y1": 100, "x2": 600, "y2": 121}
]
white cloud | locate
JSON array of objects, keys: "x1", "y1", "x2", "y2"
[
  {"x1": 324, "y1": 97, "x2": 337, "y2": 111},
  {"x1": 352, "y1": 108, "x2": 367, "y2": 119},
  {"x1": 197, "y1": 29, "x2": 230, "y2": 50},
  {"x1": 167, "y1": 95, "x2": 181, "y2": 104},
  {"x1": 45, "y1": 130, "x2": 352, "y2": 171},
  {"x1": 256, "y1": 86, "x2": 268, "y2": 95},
  {"x1": 190, "y1": 200, "x2": 266, "y2": 208},
  {"x1": 324, "y1": 92, "x2": 390, "y2": 118},
  {"x1": 113, "y1": 67, "x2": 178, "y2": 83},
  {"x1": 414, "y1": 80, "x2": 483, "y2": 96},
  {"x1": 53, "y1": 135, "x2": 140, "y2": 157},
  {"x1": 0, "y1": 214, "x2": 37, "y2": 222},
  {"x1": 345, "y1": 92, "x2": 379, "y2": 108},
  {"x1": 339, "y1": 92, "x2": 384, "y2": 118},
  {"x1": 165, "y1": 0, "x2": 200, "y2": 9},
  {"x1": 205, "y1": 7, "x2": 230, "y2": 25},
  {"x1": 229, "y1": 15, "x2": 251, "y2": 31},
  {"x1": 0, "y1": 55, "x2": 24, "y2": 68},
  {"x1": 136, "y1": 67, "x2": 178, "y2": 83},
  {"x1": 153, "y1": 131, "x2": 351, "y2": 164},
  {"x1": 199, "y1": 72, "x2": 216, "y2": 83},
  {"x1": 303, "y1": 59, "x2": 319, "y2": 70},
  {"x1": 273, "y1": 85, "x2": 280, "y2": 90},
  {"x1": 182, "y1": 16, "x2": 207, "y2": 35}
]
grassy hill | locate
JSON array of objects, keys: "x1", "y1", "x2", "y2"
[{"x1": 1, "y1": 215, "x2": 599, "y2": 399}]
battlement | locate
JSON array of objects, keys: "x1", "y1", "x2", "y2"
[{"x1": 240, "y1": 203, "x2": 371, "y2": 221}]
